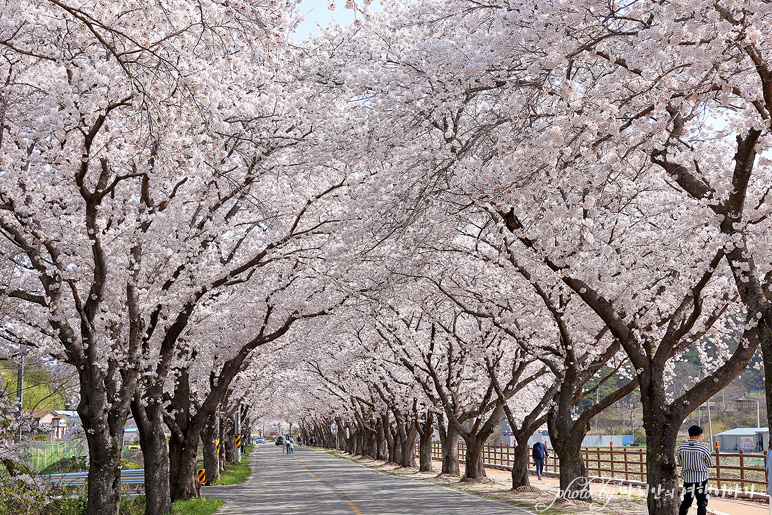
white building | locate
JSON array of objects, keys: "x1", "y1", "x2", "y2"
[{"x1": 715, "y1": 427, "x2": 769, "y2": 453}]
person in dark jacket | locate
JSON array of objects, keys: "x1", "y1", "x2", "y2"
[{"x1": 532, "y1": 440, "x2": 549, "y2": 480}]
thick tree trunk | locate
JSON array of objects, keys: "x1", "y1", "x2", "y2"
[
  {"x1": 79, "y1": 388, "x2": 127, "y2": 515},
  {"x1": 463, "y1": 437, "x2": 486, "y2": 479},
  {"x1": 202, "y1": 410, "x2": 220, "y2": 485},
  {"x1": 82, "y1": 422, "x2": 122, "y2": 515},
  {"x1": 548, "y1": 410, "x2": 591, "y2": 502},
  {"x1": 131, "y1": 394, "x2": 172, "y2": 515},
  {"x1": 365, "y1": 426, "x2": 377, "y2": 458},
  {"x1": 383, "y1": 416, "x2": 397, "y2": 464},
  {"x1": 168, "y1": 432, "x2": 201, "y2": 501},
  {"x1": 511, "y1": 436, "x2": 531, "y2": 489},
  {"x1": 640, "y1": 377, "x2": 682, "y2": 515},
  {"x1": 376, "y1": 419, "x2": 388, "y2": 460},
  {"x1": 399, "y1": 421, "x2": 417, "y2": 468},
  {"x1": 418, "y1": 417, "x2": 434, "y2": 472},
  {"x1": 438, "y1": 418, "x2": 460, "y2": 476},
  {"x1": 644, "y1": 421, "x2": 681, "y2": 515},
  {"x1": 223, "y1": 416, "x2": 236, "y2": 464},
  {"x1": 392, "y1": 428, "x2": 403, "y2": 465}
]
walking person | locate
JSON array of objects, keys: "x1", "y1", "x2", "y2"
[
  {"x1": 285, "y1": 436, "x2": 292, "y2": 455},
  {"x1": 677, "y1": 425, "x2": 714, "y2": 515},
  {"x1": 532, "y1": 439, "x2": 549, "y2": 480},
  {"x1": 288, "y1": 438, "x2": 295, "y2": 455}
]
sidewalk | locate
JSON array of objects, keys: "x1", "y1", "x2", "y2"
[{"x1": 434, "y1": 459, "x2": 769, "y2": 515}]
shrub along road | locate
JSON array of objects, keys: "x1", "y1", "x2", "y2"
[{"x1": 204, "y1": 445, "x2": 531, "y2": 514}]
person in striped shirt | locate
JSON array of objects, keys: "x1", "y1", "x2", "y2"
[{"x1": 677, "y1": 425, "x2": 714, "y2": 515}]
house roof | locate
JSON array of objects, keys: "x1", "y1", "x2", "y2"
[
  {"x1": 733, "y1": 394, "x2": 757, "y2": 402},
  {"x1": 26, "y1": 409, "x2": 56, "y2": 419},
  {"x1": 716, "y1": 427, "x2": 769, "y2": 436}
]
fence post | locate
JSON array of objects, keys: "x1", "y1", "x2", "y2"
[
  {"x1": 714, "y1": 444, "x2": 721, "y2": 492},
  {"x1": 610, "y1": 442, "x2": 614, "y2": 478},
  {"x1": 596, "y1": 447, "x2": 601, "y2": 477},
  {"x1": 739, "y1": 450, "x2": 745, "y2": 493},
  {"x1": 624, "y1": 447, "x2": 629, "y2": 481}
]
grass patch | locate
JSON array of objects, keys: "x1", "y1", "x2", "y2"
[
  {"x1": 42, "y1": 496, "x2": 223, "y2": 515},
  {"x1": 172, "y1": 497, "x2": 224, "y2": 515},
  {"x1": 43, "y1": 495, "x2": 145, "y2": 515},
  {"x1": 212, "y1": 456, "x2": 251, "y2": 485}
]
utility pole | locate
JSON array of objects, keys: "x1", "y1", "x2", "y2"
[
  {"x1": 707, "y1": 398, "x2": 714, "y2": 448},
  {"x1": 15, "y1": 355, "x2": 23, "y2": 443},
  {"x1": 234, "y1": 405, "x2": 241, "y2": 464},
  {"x1": 757, "y1": 398, "x2": 761, "y2": 428}
]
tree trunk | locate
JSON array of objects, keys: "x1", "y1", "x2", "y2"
[
  {"x1": 202, "y1": 410, "x2": 220, "y2": 485},
  {"x1": 79, "y1": 387, "x2": 126, "y2": 515},
  {"x1": 511, "y1": 436, "x2": 531, "y2": 489},
  {"x1": 131, "y1": 393, "x2": 172, "y2": 515},
  {"x1": 376, "y1": 419, "x2": 388, "y2": 460},
  {"x1": 392, "y1": 428, "x2": 403, "y2": 465},
  {"x1": 463, "y1": 437, "x2": 486, "y2": 479},
  {"x1": 223, "y1": 417, "x2": 236, "y2": 464},
  {"x1": 548, "y1": 409, "x2": 592, "y2": 502},
  {"x1": 82, "y1": 421, "x2": 122, "y2": 515},
  {"x1": 644, "y1": 419, "x2": 681, "y2": 515},
  {"x1": 418, "y1": 417, "x2": 433, "y2": 472},
  {"x1": 399, "y1": 421, "x2": 417, "y2": 468},
  {"x1": 218, "y1": 421, "x2": 226, "y2": 473},
  {"x1": 438, "y1": 417, "x2": 460, "y2": 476},
  {"x1": 640, "y1": 376, "x2": 682, "y2": 515},
  {"x1": 168, "y1": 432, "x2": 201, "y2": 501}
]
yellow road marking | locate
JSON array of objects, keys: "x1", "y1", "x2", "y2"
[
  {"x1": 292, "y1": 455, "x2": 362, "y2": 514},
  {"x1": 345, "y1": 500, "x2": 363, "y2": 515}
]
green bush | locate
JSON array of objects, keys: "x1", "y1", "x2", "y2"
[{"x1": 0, "y1": 477, "x2": 49, "y2": 515}]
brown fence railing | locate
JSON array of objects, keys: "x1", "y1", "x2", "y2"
[{"x1": 421, "y1": 442, "x2": 768, "y2": 494}]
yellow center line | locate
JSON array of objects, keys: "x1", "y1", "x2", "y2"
[{"x1": 292, "y1": 455, "x2": 362, "y2": 515}]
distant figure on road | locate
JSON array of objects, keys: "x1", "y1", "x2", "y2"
[
  {"x1": 532, "y1": 440, "x2": 549, "y2": 480},
  {"x1": 288, "y1": 438, "x2": 295, "y2": 454},
  {"x1": 286, "y1": 436, "x2": 292, "y2": 455},
  {"x1": 309, "y1": 435, "x2": 316, "y2": 447},
  {"x1": 677, "y1": 425, "x2": 714, "y2": 515}
]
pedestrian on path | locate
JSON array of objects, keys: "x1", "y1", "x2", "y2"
[
  {"x1": 532, "y1": 440, "x2": 548, "y2": 480},
  {"x1": 288, "y1": 438, "x2": 295, "y2": 454},
  {"x1": 677, "y1": 425, "x2": 714, "y2": 515}
]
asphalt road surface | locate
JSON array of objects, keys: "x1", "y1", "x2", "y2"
[{"x1": 204, "y1": 444, "x2": 531, "y2": 514}]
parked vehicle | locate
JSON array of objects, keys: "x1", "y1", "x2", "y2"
[
  {"x1": 275, "y1": 436, "x2": 284, "y2": 446},
  {"x1": 256, "y1": 436, "x2": 265, "y2": 444}
]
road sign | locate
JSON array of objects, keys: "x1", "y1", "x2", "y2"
[{"x1": 330, "y1": 423, "x2": 338, "y2": 436}]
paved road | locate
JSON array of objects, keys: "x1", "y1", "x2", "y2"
[{"x1": 204, "y1": 445, "x2": 531, "y2": 514}]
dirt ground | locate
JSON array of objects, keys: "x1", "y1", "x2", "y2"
[{"x1": 333, "y1": 453, "x2": 651, "y2": 515}]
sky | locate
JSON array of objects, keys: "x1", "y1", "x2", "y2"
[{"x1": 293, "y1": 0, "x2": 382, "y2": 41}]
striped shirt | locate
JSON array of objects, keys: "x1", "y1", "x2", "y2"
[{"x1": 677, "y1": 440, "x2": 714, "y2": 483}]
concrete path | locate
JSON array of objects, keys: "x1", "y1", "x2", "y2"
[{"x1": 204, "y1": 445, "x2": 531, "y2": 514}]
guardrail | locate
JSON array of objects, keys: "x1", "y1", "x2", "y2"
[{"x1": 41, "y1": 469, "x2": 146, "y2": 486}]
